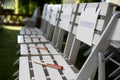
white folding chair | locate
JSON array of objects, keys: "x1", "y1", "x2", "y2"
[
  {"x1": 105, "y1": 18, "x2": 120, "y2": 80},
  {"x1": 18, "y1": 4, "x2": 63, "y2": 44},
  {"x1": 19, "y1": 4, "x2": 78, "y2": 56},
  {"x1": 20, "y1": 4, "x2": 48, "y2": 35},
  {"x1": 18, "y1": 2, "x2": 118, "y2": 80}
]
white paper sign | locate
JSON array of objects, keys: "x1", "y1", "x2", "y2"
[{"x1": 76, "y1": 8, "x2": 100, "y2": 46}]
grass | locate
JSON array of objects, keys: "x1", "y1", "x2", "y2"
[{"x1": 0, "y1": 26, "x2": 21, "y2": 80}]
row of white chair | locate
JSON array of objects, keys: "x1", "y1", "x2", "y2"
[{"x1": 15, "y1": 2, "x2": 120, "y2": 80}]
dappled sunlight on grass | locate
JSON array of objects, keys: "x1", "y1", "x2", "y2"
[{"x1": 4, "y1": 26, "x2": 21, "y2": 31}]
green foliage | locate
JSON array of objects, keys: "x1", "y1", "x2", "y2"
[
  {"x1": 80, "y1": 0, "x2": 100, "y2": 3},
  {"x1": 18, "y1": 0, "x2": 62, "y2": 14},
  {"x1": 18, "y1": 0, "x2": 38, "y2": 14},
  {"x1": 49, "y1": 0, "x2": 62, "y2": 4}
]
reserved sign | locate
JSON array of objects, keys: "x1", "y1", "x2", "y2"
[{"x1": 76, "y1": 7, "x2": 100, "y2": 46}]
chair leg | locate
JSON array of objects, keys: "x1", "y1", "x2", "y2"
[
  {"x1": 16, "y1": 49, "x2": 20, "y2": 55},
  {"x1": 12, "y1": 70, "x2": 19, "y2": 77},
  {"x1": 115, "y1": 74, "x2": 120, "y2": 80},
  {"x1": 98, "y1": 52, "x2": 105, "y2": 80},
  {"x1": 15, "y1": 76, "x2": 19, "y2": 80},
  {"x1": 13, "y1": 58, "x2": 19, "y2": 66}
]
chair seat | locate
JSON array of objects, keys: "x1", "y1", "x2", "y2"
[
  {"x1": 19, "y1": 55, "x2": 77, "y2": 80},
  {"x1": 20, "y1": 27, "x2": 43, "y2": 35},
  {"x1": 18, "y1": 35, "x2": 49, "y2": 44},
  {"x1": 110, "y1": 41, "x2": 120, "y2": 49},
  {"x1": 20, "y1": 43, "x2": 62, "y2": 56}
]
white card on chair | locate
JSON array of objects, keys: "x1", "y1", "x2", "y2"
[{"x1": 76, "y1": 8, "x2": 100, "y2": 46}]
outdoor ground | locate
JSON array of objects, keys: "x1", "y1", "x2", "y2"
[{"x1": 0, "y1": 26, "x2": 21, "y2": 80}]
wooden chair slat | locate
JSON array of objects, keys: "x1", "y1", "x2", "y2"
[{"x1": 19, "y1": 57, "x2": 30, "y2": 80}]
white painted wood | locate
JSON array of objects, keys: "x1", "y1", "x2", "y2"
[
  {"x1": 20, "y1": 27, "x2": 43, "y2": 35},
  {"x1": 45, "y1": 44, "x2": 60, "y2": 55},
  {"x1": 45, "y1": 6, "x2": 58, "y2": 39},
  {"x1": 56, "y1": 29, "x2": 65, "y2": 49},
  {"x1": 50, "y1": 5, "x2": 61, "y2": 26},
  {"x1": 31, "y1": 35, "x2": 40, "y2": 42},
  {"x1": 18, "y1": 35, "x2": 24, "y2": 43},
  {"x1": 73, "y1": 3, "x2": 114, "y2": 35},
  {"x1": 42, "y1": 4, "x2": 48, "y2": 19},
  {"x1": 110, "y1": 19, "x2": 120, "y2": 41},
  {"x1": 96, "y1": 19, "x2": 104, "y2": 31},
  {"x1": 21, "y1": 44, "x2": 29, "y2": 56},
  {"x1": 98, "y1": 52, "x2": 105, "y2": 80},
  {"x1": 37, "y1": 44, "x2": 49, "y2": 55},
  {"x1": 20, "y1": 27, "x2": 25, "y2": 34},
  {"x1": 51, "y1": 6, "x2": 62, "y2": 46},
  {"x1": 39, "y1": 35, "x2": 49, "y2": 42},
  {"x1": 63, "y1": 32, "x2": 74, "y2": 57},
  {"x1": 51, "y1": 27, "x2": 59, "y2": 45},
  {"x1": 25, "y1": 28, "x2": 32, "y2": 34},
  {"x1": 69, "y1": 38, "x2": 81, "y2": 64},
  {"x1": 31, "y1": 56, "x2": 47, "y2": 80},
  {"x1": 45, "y1": 24, "x2": 54, "y2": 40},
  {"x1": 43, "y1": 56, "x2": 63, "y2": 80},
  {"x1": 56, "y1": 4, "x2": 78, "y2": 50},
  {"x1": 70, "y1": 2, "x2": 115, "y2": 65},
  {"x1": 76, "y1": 12, "x2": 120, "y2": 80},
  {"x1": 45, "y1": 5, "x2": 53, "y2": 22},
  {"x1": 76, "y1": 7, "x2": 100, "y2": 46},
  {"x1": 78, "y1": 3, "x2": 113, "y2": 16},
  {"x1": 19, "y1": 57, "x2": 30, "y2": 80},
  {"x1": 45, "y1": 5, "x2": 61, "y2": 40},
  {"x1": 40, "y1": 4, "x2": 53, "y2": 34},
  {"x1": 18, "y1": 35, "x2": 48, "y2": 44},
  {"x1": 19, "y1": 55, "x2": 76, "y2": 80},
  {"x1": 110, "y1": 41, "x2": 120, "y2": 49},
  {"x1": 72, "y1": 26, "x2": 77, "y2": 35},
  {"x1": 18, "y1": 3, "x2": 118, "y2": 80},
  {"x1": 32, "y1": 28, "x2": 43, "y2": 34},
  {"x1": 28, "y1": 44, "x2": 40, "y2": 55},
  {"x1": 93, "y1": 34, "x2": 101, "y2": 45},
  {"x1": 20, "y1": 43, "x2": 61, "y2": 56},
  {"x1": 24, "y1": 35, "x2": 32, "y2": 43},
  {"x1": 59, "y1": 4, "x2": 75, "y2": 32},
  {"x1": 53, "y1": 55, "x2": 76, "y2": 80}
]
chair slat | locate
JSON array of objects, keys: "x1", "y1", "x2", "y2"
[
  {"x1": 21, "y1": 44, "x2": 29, "y2": 56},
  {"x1": 29, "y1": 44, "x2": 39, "y2": 55},
  {"x1": 37, "y1": 44, "x2": 49, "y2": 55},
  {"x1": 45, "y1": 44, "x2": 60, "y2": 55},
  {"x1": 31, "y1": 56, "x2": 47, "y2": 80},
  {"x1": 19, "y1": 57, "x2": 30, "y2": 80},
  {"x1": 17, "y1": 35, "x2": 48, "y2": 44},
  {"x1": 42, "y1": 4, "x2": 48, "y2": 19},
  {"x1": 53, "y1": 55, "x2": 76, "y2": 79},
  {"x1": 59, "y1": 4, "x2": 77, "y2": 32},
  {"x1": 43, "y1": 56, "x2": 64, "y2": 80}
]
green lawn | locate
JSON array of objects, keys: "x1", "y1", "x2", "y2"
[{"x1": 0, "y1": 26, "x2": 20, "y2": 80}]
